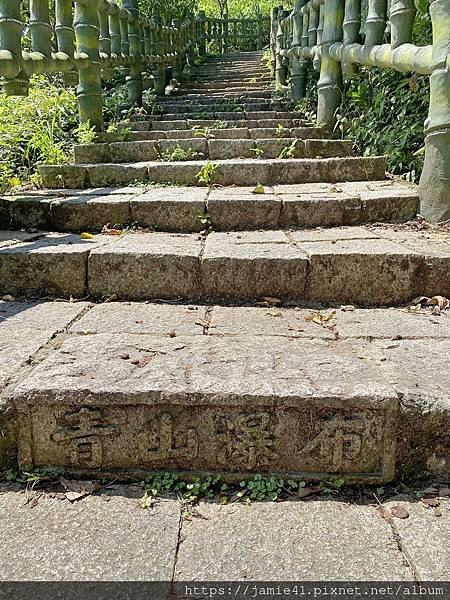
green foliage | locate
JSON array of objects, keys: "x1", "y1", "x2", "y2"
[
  {"x1": 197, "y1": 160, "x2": 219, "y2": 185},
  {"x1": 337, "y1": 68, "x2": 429, "y2": 182},
  {"x1": 158, "y1": 144, "x2": 203, "y2": 161},
  {"x1": 0, "y1": 75, "x2": 78, "y2": 193},
  {"x1": 74, "y1": 121, "x2": 97, "y2": 145},
  {"x1": 278, "y1": 139, "x2": 298, "y2": 159}
]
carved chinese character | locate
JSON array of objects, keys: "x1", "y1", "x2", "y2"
[
  {"x1": 145, "y1": 412, "x2": 198, "y2": 461},
  {"x1": 52, "y1": 407, "x2": 120, "y2": 468},
  {"x1": 300, "y1": 413, "x2": 369, "y2": 470},
  {"x1": 216, "y1": 412, "x2": 277, "y2": 470}
]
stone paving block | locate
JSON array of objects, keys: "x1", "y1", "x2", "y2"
[
  {"x1": 49, "y1": 194, "x2": 131, "y2": 231},
  {"x1": 70, "y1": 302, "x2": 207, "y2": 336},
  {"x1": 164, "y1": 129, "x2": 195, "y2": 139},
  {"x1": 174, "y1": 501, "x2": 411, "y2": 580},
  {"x1": 39, "y1": 165, "x2": 88, "y2": 189},
  {"x1": 211, "y1": 128, "x2": 250, "y2": 139},
  {"x1": 88, "y1": 232, "x2": 202, "y2": 300},
  {"x1": 291, "y1": 230, "x2": 422, "y2": 305},
  {"x1": 207, "y1": 188, "x2": 281, "y2": 230},
  {"x1": 110, "y1": 141, "x2": 159, "y2": 163},
  {"x1": 150, "y1": 120, "x2": 188, "y2": 131},
  {"x1": 384, "y1": 499, "x2": 450, "y2": 581},
  {"x1": 375, "y1": 230, "x2": 450, "y2": 297},
  {"x1": 279, "y1": 193, "x2": 363, "y2": 228},
  {"x1": 0, "y1": 195, "x2": 54, "y2": 230},
  {"x1": 13, "y1": 333, "x2": 396, "y2": 480},
  {"x1": 0, "y1": 233, "x2": 103, "y2": 298},
  {"x1": 130, "y1": 187, "x2": 207, "y2": 232},
  {"x1": 0, "y1": 300, "x2": 88, "y2": 467},
  {"x1": 201, "y1": 231, "x2": 309, "y2": 300},
  {"x1": 73, "y1": 143, "x2": 111, "y2": 164},
  {"x1": 304, "y1": 139, "x2": 353, "y2": 158},
  {"x1": 0, "y1": 231, "x2": 44, "y2": 248},
  {"x1": 86, "y1": 164, "x2": 148, "y2": 188},
  {"x1": 0, "y1": 489, "x2": 180, "y2": 581},
  {"x1": 350, "y1": 338, "x2": 450, "y2": 476},
  {"x1": 208, "y1": 138, "x2": 256, "y2": 159},
  {"x1": 147, "y1": 162, "x2": 202, "y2": 185},
  {"x1": 130, "y1": 130, "x2": 167, "y2": 140}
]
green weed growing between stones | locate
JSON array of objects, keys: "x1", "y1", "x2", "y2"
[
  {"x1": 197, "y1": 161, "x2": 219, "y2": 185},
  {"x1": 159, "y1": 145, "x2": 203, "y2": 162}
]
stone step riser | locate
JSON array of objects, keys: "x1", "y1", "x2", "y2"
[
  {"x1": 73, "y1": 139, "x2": 353, "y2": 164},
  {"x1": 39, "y1": 157, "x2": 386, "y2": 189},
  {"x1": 130, "y1": 119, "x2": 313, "y2": 132},
  {"x1": 132, "y1": 111, "x2": 304, "y2": 122},
  {"x1": 1, "y1": 225, "x2": 446, "y2": 309},
  {"x1": 0, "y1": 184, "x2": 418, "y2": 234},
  {"x1": 97, "y1": 127, "x2": 326, "y2": 143}
]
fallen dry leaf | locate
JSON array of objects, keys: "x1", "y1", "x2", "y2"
[
  {"x1": 102, "y1": 225, "x2": 123, "y2": 236},
  {"x1": 257, "y1": 297, "x2": 282, "y2": 307},
  {"x1": 80, "y1": 232, "x2": 95, "y2": 240},
  {"x1": 377, "y1": 505, "x2": 391, "y2": 521},
  {"x1": 266, "y1": 309, "x2": 283, "y2": 317},
  {"x1": 305, "y1": 309, "x2": 336, "y2": 325},
  {"x1": 119, "y1": 352, "x2": 130, "y2": 360},
  {"x1": 422, "y1": 497, "x2": 440, "y2": 508},
  {"x1": 297, "y1": 486, "x2": 321, "y2": 498},
  {"x1": 252, "y1": 183, "x2": 265, "y2": 194},
  {"x1": 1, "y1": 295, "x2": 16, "y2": 302},
  {"x1": 60, "y1": 478, "x2": 100, "y2": 502},
  {"x1": 341, "y1": 305, "x2": 355, "y2": 312},
  {"x1": 426, "y1": 296, "x2": 450, "y2": 310},
  {"x1": 391, "y1": 505, "x2": 409, "y2": 519}
]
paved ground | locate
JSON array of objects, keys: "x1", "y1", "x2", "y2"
[{"x1": 0, "y1": 483, "x2": 448, "y2": 581}]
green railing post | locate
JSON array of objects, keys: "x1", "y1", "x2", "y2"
[
  {"x1": 123, "y1": 0, "x2": 143, "y2": 106},
  {"x1": 257, "y1": 14, "x2": 264, "y2": 51},
  {"x1": 317, "y1": 0, "x2": 345, "y2": 131},
  {"x1": 151, "y1": 15, "x2": 166, "y2": 96},
  {"x1": 223, "y1": 15, "x2": 229, "y2": 54},
  {"x1": 276, "y1": 9, "x2": 290, "y2": 86},
  {"x1": 0, "y1": 0, "x2": 28, "y2": 95},
  {"x1": 291, "y1": 0, "x2": 308, "y2": 100},
  {"x1": 198, "y1": 10, "x2": 207, "y2": 57},
  {"x1": 30, "y1": 0, "x2": 53, "y2": 58},
  {"x1": 270, "y1": 7, "x2": 279, "y2": 76},
  {"x1": 419, "y1": 0, "x2": 450, "y2": 221},
  {"x1": 172, "y1": 19, "x2": 184, "y2": 85},
  {"x1": 74, "y1": 0, "x2": 103, "y2": 131}
]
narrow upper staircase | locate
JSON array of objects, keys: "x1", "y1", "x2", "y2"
[{"x1": 0, "y1": 52, "x2": 448, "y2": 483}]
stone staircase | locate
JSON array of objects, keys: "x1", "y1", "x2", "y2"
[{"x1": 0, "y1": 52, "x2": 449, "y2": 483}]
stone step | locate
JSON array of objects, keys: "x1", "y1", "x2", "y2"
[
  {"x1": 2, "y1": 300, "x2": 449, "y2": 480},
  {"x1": 3, "y1": 221, "x2": 448, "y2": 308},
  {"x1": 39, "y1": 156, "x2": 386, "y2": 188},
  {"x1": 98, "y1": 126, "x2": 326, "y2": 143},
  {"x1": 73, "y1": 138, "x2": 353, "y2": 164},
  {"x1": 0, "y1": 181, "x2": 418, "y2": 233},
  {"x1": 150, "y1": 103, "x2": 281, "y2": 115},
  {"x1": 184, "y1": 81, "x2": 273, "y2": 89},
  {"x1": 131, "y1": 111, "x2": 305, "y2": 123},
  {"x1": 130, "y1": 118, "x2": 314, "y2": 132}
]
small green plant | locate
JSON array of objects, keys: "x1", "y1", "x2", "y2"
[
  {"x1": 197, "y1": 212, "x2": 212, "y2": 228},
  {"x1": 197, "y1": 161, "x2": 219, "y2": 186},
  {"x1": 211, "y1": 120, "x2": 227, "y2": 130},
  {"x1": 251, "y1": 147, "x2": 265, "y2": 159},
  {"x1": 107, "y1": 123, "x2": 131, "y2": 142},
  {"x1": 278, "y1": 139, "x2": 298, "y2": 159},
  {"x1": 159, "y1": 144, "x2": 202, "y2": 162},
  {"x1": 74, "y1": 120, "x2": 97, "y2": 145},
  {"x1": 193, "y1": 126, "x2": 215, "y2": 139},
  {"x1": 276, "y1": 123, "x2": 290, "y2": 138}
]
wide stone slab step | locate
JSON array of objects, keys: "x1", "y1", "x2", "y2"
[
  {"x1": 130, "y1": 118, "x2": 313, "y2": 132},
  {"x1": 39, "y1": 156, "x2": 387, "y2": 188},
  {"x1": 132, "y1": 111, "x2": 306, "y2": 122},
  {"x1": 73, "y1": 138, "x2": 353, "y2": 164},
  {"x1": 0, "y1": 181, "x2": 419, "y2": 233},
  {"x1": 1, "y1": 224, "x2": 447, "y2": 306},
  {"x1": 3, "y1": 301, "x2": 449, "y2": 480},
  {"x1": 99, "y1": 126, "x2": 326, "y2": 143}
]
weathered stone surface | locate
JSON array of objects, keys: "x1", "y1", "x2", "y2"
[
  {"x1": 110, "y1": 141, "x2": 159, "y2": 163},
  {"x1": 0, "y1": 489, "x2": 180, "y2": 581},
  {"x1": 73, "y1": 143, "x2": 112, "y2": 164},
  {"x1": 49, "y1": 194, "x2": 131, "y2": 231},
  {"x1": 88, "y1": 232, "x2": 202, "y2": 300},
  {"x1": 87, "y1": 164, "x2": 148, "y2": 188},
  {"x1": 291, "y1": 228, "x2": 422, "y2": 305},
  {"x1": 130, "y1": 187, "x2": 207, "y2": 232},
  {"x1": 0, "y1": 300, "x2": 88, "y2": 468},
  {"x1": 0, "y1": 233, "x2": 105, "y2": 298},
  {"x1": 13, "y1": 333, "x2": 396, "y2": 480},
  {"x1": 202, "y1": 231, "x2": 308, "y2": 300},
  {"x1": 208, "y1": 139, "x2": 256, "y2": 159},
  {"x1": 175, "y1": 501, "x2": 411, "y2": 580},
  {"x1": 71, "y1": 302, "x2": 207, "y2": 336},
  {"x1": 158, "y1": 138, "x2": 207, "y2": 158},
  {"x1": 280, "y1": 193, "x2": 363, "y2": 228},
  {"x1": 0, "y1": 231, "x2": 44, "y2": 248},
  {"x1": 207, "y1": 188, "x2": 281, "y2": 230},
  {"x1": 210, "y1": 128, "x2": 250, "y2": 139},
  {"x1": 39, "y1": 165, "x2": 87, "y2": 189},
  {"x1": 384, "y1": 499, "x2": 450, "y2": 581}
]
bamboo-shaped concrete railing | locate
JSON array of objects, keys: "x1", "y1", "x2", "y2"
[{"x1": 271, "y1": 0, "x2": 450, "y2": 222}]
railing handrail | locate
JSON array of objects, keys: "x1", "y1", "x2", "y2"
[
  {"x1": 0, "y1": 1, "x2": 269, "y2": 131},
  {"x1": 270, "y1": 0, "x2": 450, "y2": 222}
]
